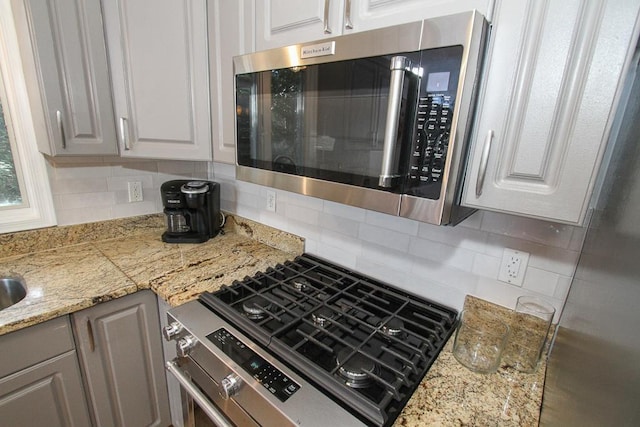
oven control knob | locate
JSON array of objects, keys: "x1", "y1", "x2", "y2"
[
  {"x1": 176, "y1": 335, "x2": 197, "y2": 357},
  {"x1": 219, "y1": 374, "x2": 242, "y2": 400},
  {"x1": 163, "y1": 322, "x2": 183, "y2": 341}
]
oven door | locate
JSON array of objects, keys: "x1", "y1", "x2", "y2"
[{"x1": 166, "y1": 358, "x2": 259, "y2": 427}]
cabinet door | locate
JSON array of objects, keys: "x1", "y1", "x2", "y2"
[
  {"x1": 19, "y1": 0, "x2": 117, "y2": 156},
  {"x1": 256, "y1": 0, "x2": 345, "y2": 50},
  {"x1": 256, "y1": 0, "x2": 493, "y2": 51},
  {"x1": 0, "y1": 351, "x2": 92, "y2": 427},
  {"x1": 462, "y1": 0, "x2": 640, "y2": 225},
  {"x1": 72, "y1": 291, "x2": 171, "y2": 427},
  {"x1": 350, "y1": 0, "x2": 493, "y2": 32},
  {"x1": 209, "y1": 0, "x2": 253, "y2": 164},
  {"x1": 101, "y1": 0, "x2": 211, "y2": 160}
]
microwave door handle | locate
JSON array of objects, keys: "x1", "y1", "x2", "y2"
[{"x1": 379, "y1": 56, "x2": 411, "y2": 188}]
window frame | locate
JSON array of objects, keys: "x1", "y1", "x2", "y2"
[{"x1": 0, "y1": 0, "x2": 56, "y2": 233}]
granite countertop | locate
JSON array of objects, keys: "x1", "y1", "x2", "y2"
[
  {"x1": 0, "y1": 214, "x2": 545, "y2": 426},
  {"x1": 0, "y1": 214, "x2": 303, "y2": 335}
]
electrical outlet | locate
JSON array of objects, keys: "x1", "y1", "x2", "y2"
[
  {"x1": 127, "y1": 181, "x2": 143, "y2": 202},
  {"x1": 266, "y1": 190, "x2": 276, "y2": 212},
  {"x1": 498, "y1": 248, "x2": 529, "y2": 286}
]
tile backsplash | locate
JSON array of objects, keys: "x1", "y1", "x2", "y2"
[
  {"x1": 46, "y1": 157, "x2": 209, "y2": 225},
  {"x1": 45, "y1": 159, "x2": 584, "y2": 319}
]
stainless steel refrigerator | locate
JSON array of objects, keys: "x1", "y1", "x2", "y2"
[{"x1": 540, "y1": 46, "x2": 640, "y2": 425}]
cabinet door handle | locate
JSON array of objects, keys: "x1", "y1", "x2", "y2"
[
  {"x1": 379, "y1": 56, "x2": 411, "y2": 188},
  {"x1": 56, "y1": 110, "x2": 67, "y2": 149},
  {"x1": 323, "y1": 0, "x2": 332, "y2": 34},
  {"x1": 475, "y1": 129, "x2": 494, "y2": 197},
  {"x1": 344, "y1": 0, "x2": 353, "y2": 29},
  {"x1": 87, "y1": 319, "x2": 95, "y2": 352},
  {"x1": 119, "y1": 117, "x2": 130, "y2": 150}
]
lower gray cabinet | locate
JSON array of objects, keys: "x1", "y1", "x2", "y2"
[
  {"x1": 72, "y1": 290, "x2": 171, "y2": 426},
  {"x1": 0, "y1": 317, "x2": 92, "y2": 427}
]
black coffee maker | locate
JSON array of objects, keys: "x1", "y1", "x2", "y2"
[{"x1": 161, "y1": 180, "x2": 221, "y2": 243}]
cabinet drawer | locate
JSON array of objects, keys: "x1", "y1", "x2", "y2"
[{"x1": 0, "y1": 316, "x2": 74, "y2": 377}]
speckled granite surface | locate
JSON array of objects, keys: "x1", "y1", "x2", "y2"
[
  {"x1": 0, "y1": 216, "x2": 545, "y2": 426},
  {"x1": 0, "y1": 213, "x2": 303, "y2": 335},
  {"x1": 393, "y1": 296, "x2": 547, "y2": 426}
]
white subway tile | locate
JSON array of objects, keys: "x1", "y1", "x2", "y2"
[
  {"x1": 313, "y1": 242, "x2": 358, "y2": 269},
  {"x1": 417, "y1": 221, "x2": 489, "y2": 253},
  {"x1": 320, "y1": 229, "x2": 362, "y2": 258},
  {"x1": 157, "y1": 160, "x2": 204, "y2": 174},
  {"x1": 113, "y1": 200, "x2": 160, "y2": 219},
  {"x1": 318, "y1": 214, "x2": 361, "y2": 238},
  {"x1": 55, "y1": 191, "x2": 115, "y2": 210},
  {"x1": 459, "y1": 210, "x2": 483, "y2": 230},
  {"x1": 323, "y1": 200, "x2": 366, "y2": 222},
  {"x1": 236, "y1": 190, "x2": 261, "y2": 209},
  {"x1": 485, "y1": 234, "x2": 580, "y2": 276},
  {"x1": 364, "y1": 210, "x2": 419, "y2": 236},
  {"x1": 212, "y1": 162, "x2": 236, "y2": 179},
  {"x1": 107, "y1": 175, "x2": 154, "y2": 192},
  {"x1": 55, "y1": 207, "x2": 113, "y2": 226},
  {"x1": 50, "y1": 177, "x2": 109, "y2": 195},
  {"x1": 522, "y1": 267, "x2": 559, "y2": 297},
  {"x1": 110, "y1": 162, "x2": 158, "y2": 176},
  {"x1": 359, "y1": 244, "x2": 414, "y2": 272},
  {"x1": 283, "y1": 191, "x2": 324, "y2": 211},
  {"x1": 358, "y1": 223, "x2": 412, "y2": 253},
  {"x1": 472, "y1": 253, "x2": 501, "y2": 279},
  {"x1": 554, "y1": 276, "x2": 572, "y2": 301},
  {"x1": 354, "y1": 258, "x2": 411, "y2": 288},
  {"x1": 481, "y1": 211, "x2": 576, "y2": 249},
  {"x1": 52, "y1": 164, "x2": 112, "y2": 180},
  {"x1": 568, "y1": 225, "x2": 587, "y2": 251},
  {"x1": 409, "y1": 237, "x2": 476, "y2": 272},
  {"x1": 411, "y1": 257, "x2": 478, "y2": 294},
  {"x1": 285, "y1": 204, "x2": 320, "y2": 226}
]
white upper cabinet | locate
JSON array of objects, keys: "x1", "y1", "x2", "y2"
[
  {"x1": 209, "y1": 0, "x2": 254, "y2": 164},
  {"x1": 14, "y1": 0, "x2": 117, "y2": 156},
  {"x1": 101, "y1": 0, "x2": 211, "y2": 160},
  {"x1": 462, "y1": 0, "x2": 640, "y2": 225},
  {"x1": 256, "y1": 0, "x2": 493, "y2": 51}
]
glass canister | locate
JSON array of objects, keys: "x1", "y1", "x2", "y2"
[{"x1": 452, "y1": 309, "x2": 510, "y2": 374}]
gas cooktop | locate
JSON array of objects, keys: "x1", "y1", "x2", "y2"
[{"x1": 199, "y1": 254, "x2": 457, "y2": 426}]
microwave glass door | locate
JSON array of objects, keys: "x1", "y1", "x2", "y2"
[{"x1": 236, "y1": 46, "x2": 462, "y2": 198}]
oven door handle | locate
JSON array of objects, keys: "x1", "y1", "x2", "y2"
[
  {"x1": 166, "y1": 360, "x2": 234, "y2": 427},
  {"x1": 379, "y1": 56, "x2": 411, "y2": 188}
]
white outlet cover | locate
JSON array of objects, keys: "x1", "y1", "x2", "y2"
[
  {"x1": 498, "y1": 248, "x2": 530, "y2": 286},
  {"x1": 266, "y1": 190, "x2": 276, "y2": 212}
]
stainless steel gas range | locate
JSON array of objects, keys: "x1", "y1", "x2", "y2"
[{"x1": 164, "y1": 254, "x2": 457, "y2": 426}]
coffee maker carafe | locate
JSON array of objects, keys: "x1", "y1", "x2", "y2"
[{"x1": 161, "y1": 180, "x2": 221, "y2": 243}]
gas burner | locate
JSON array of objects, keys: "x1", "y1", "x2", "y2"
[
  {"x1": 289, "y1": 277, "x2": 311, "y2": 292},
  {"x1": 379, "y1": 317, "x2": 407, "y2": 340},
  {"x1": 242, "y1": 296, "x2": 272, "y2": 320},
  {"x1": 311, "y1": 307, "x2": 335, "y2": 327},
  {"x1": 336, "y1": 349, "x2": 379, "y2": 389}
]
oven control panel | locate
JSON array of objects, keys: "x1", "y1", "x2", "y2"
[{"x1": 207, "y1": 328, "x2": 300, "y2": 402}]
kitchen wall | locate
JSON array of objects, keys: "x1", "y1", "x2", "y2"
[
  {"x1": 45, "y1": 157, "x2": 208, "y2": 225},
  {"x1": 45, "y1": 158, "x2": 585, "y2": 319}
]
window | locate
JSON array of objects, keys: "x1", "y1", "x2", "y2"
[
  {"x1": 0, "y1": 1, "x2": 56, "y2": 233},
  {"x1": 1, "y1": 83, "x2": 24, "y2": 207}
]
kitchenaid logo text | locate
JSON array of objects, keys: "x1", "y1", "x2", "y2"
[{"x1": 301, "y1": 41, "x2": 336, "y2": 59}]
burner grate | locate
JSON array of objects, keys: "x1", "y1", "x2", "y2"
[{"x1": 199, "y1": 253, "x2": 457, "y2": 426}]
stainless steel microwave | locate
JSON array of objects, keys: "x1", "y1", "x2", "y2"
[{"x1": 234, "y1": 11, "x2": 488, "y2": 225}]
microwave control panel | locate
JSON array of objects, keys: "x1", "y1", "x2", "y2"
[{"x1": 407, "y1": 46, "x2": 462, "y2": 200}]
